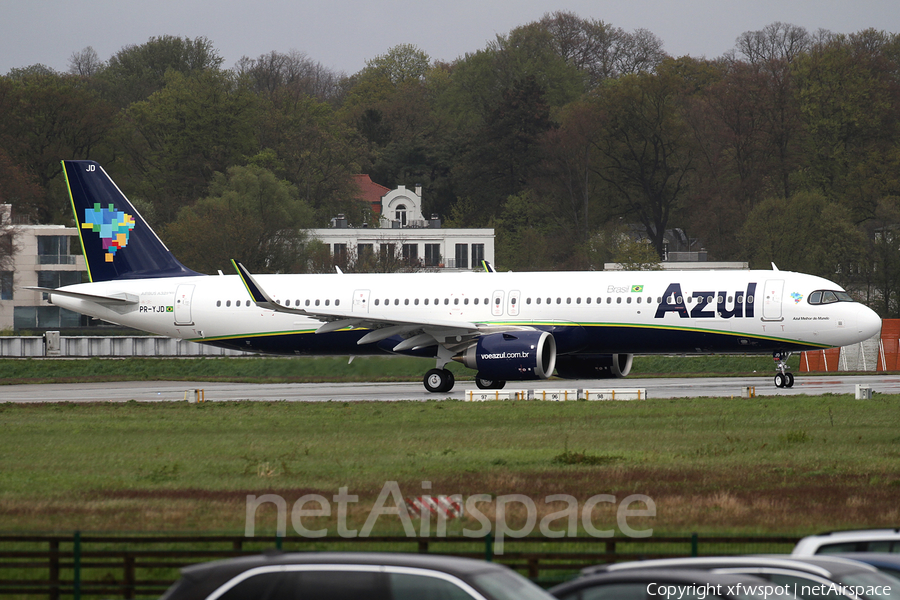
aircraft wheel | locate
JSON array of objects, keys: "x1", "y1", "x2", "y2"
[
  {"x1": 424, "y1": 368, "x2": 454, "y2": 393},
  {"x1": 774, "y1": 373, "x2": 786, "y2": 388},
  {"x1": 475, "y1": 376, "x2": 496, "y2": 390},
  {"x1": 785, "y1": 372, "x2": 795, "y2": 388}
]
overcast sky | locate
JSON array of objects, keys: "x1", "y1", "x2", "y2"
[{"x1": 3, "y1": 0, "x2": 900, "y2": 77}]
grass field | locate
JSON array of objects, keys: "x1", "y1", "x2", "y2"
[
  {"x1": 0, "y1": 353, "x2": 800, "y2": 385},
  {"x1": 1, "y1": 393, "x2": 898, "y2": 536}
]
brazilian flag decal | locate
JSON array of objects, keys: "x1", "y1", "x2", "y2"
[
  {"x1": 166, "y1": 306, "x2": 174, "y2": 312},
  {"x1": 631, "y1": 285, "x2": 644, "y2": 293}
]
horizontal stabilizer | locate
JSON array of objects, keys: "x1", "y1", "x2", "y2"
[{"x1": 26, "y1": 287, "x2": 139, "y2": 305}]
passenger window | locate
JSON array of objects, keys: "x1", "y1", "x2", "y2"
[
  {"x1": 606, "y1": 298, "x2": 611, "y2": 304},
  {"x1": 473, "y1": 298, "x2": 479, "y2": 305},
  {"x1": 325, "y1": 300, "x2": 330, "y2": 306},
  {"x1": 616, "y1": 297, "x2": 621, "y2": 304},
  {"x1": 464, "y1": 298, "x2": 469, "y2": 305},
  {"x1": 536, "y1": 298, "x2": 541, "y2": 304},
  {"x1": 415, "y1": 299, "x2": 419, "y2": 305},
  {"x1": 394, "y1": 299, "x2": 400, "y2": 306},
  {"x1": 226, "y1": 300, "x2": 231, "y2": 307},
  {"x1": 404, "y1": 299, "x2": 409, "y2": 305},
  {"x1": 454, "y1": 298, "x2": 459, "y2": 305},
  {"x1": 375, "y1": 299, "x2": 380, "y2": 306},
  {"x1": 216, "y1": 301, "x2": 221, "y2": 307},
  {"x1": 626, "y1": 297, "x2": 631, "y2": 304},
  {"x1": 389, "y1": 572, "x2": 475, "y2": 600}
]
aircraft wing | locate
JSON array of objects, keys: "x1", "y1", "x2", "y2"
[
  {"x1": 26, "y1": 287, "x2": 139, "y2": 305},
  {"x1": 232, "y1": 260, "x2": 530, "y2": 352}
]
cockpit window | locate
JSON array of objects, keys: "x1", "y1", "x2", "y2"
[{"x1": 808, "y1": 290, "x2": 853, "y2": 305}]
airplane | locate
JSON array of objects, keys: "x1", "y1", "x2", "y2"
[{"x1": 33, "y1": 160, "x2": 883, "y2": 393}]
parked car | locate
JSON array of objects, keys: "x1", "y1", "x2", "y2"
[
  {"x1": 582, "y1": 555, "x2": 898, "y2": 600},
  {"x1": 158, "y1": 552, "x2": 555, "y2": 600},
  {"x1": 793, "y1": 530, "x2": 900, "y2": 556},
  {"x1": 549, "y1": 569, "x2": 795, "y2": 600},
  {"x1": 831, "y1": 555, "x2": 900, "y2": 580}
]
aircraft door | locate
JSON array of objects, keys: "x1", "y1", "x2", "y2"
[
  {"x1": 508, "y1": 290, "x2": 521, "y2": 316},
  {"x1": 352, "y1": 289, "x2": 370, "y2": 313},
  {"x1": 174, "y1": 284, "x2": 194, "y2": 325},
  {"x1": 762, "y1": 279, "x2": 784, "y2": 321},
  {"x1": 491, "y1": 290, "x2": 505, "y2": 317}
]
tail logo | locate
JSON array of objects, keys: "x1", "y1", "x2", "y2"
[{"x1": 82, "y1": 203, "x2": 136, "y2": 262}]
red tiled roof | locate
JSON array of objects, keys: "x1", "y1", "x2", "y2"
[{"x1": 352, "y1": 174, "x2": 389, "y2": 213}]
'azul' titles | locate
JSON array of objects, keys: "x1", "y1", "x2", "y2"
[{"x1": 654, "y1": 283, "x2": 757, "y2": 319}]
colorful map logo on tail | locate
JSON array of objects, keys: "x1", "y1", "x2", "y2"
[{"x1": 83, "y1": 203, "x2": 136, "y2": 262}]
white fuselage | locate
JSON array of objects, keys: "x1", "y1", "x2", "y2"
[{"x1": 50, "y1": 269, "x2": 882, "y2": 357}]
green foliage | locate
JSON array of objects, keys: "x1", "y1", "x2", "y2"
[
  {"x1": 162, "y1": 165, "x2": 315, "y2": 274},
  {"x1": 99, "y1": 35, "x2": 224, "y2": 107},
  {"x1": 739, "y1": 191, "x2": 867, "y2": 283},
  {"x1": 122, "y1": 69, "x2": 259, "y2": 222}
]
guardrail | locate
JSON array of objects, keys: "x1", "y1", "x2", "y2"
[
  {"x1": 0, "y1": 532, "x2": 801, "y2": 598},
  {"x1": 0, "y1": 336, "x2": 251, "y2": 358}
]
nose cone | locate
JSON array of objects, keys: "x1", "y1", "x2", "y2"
[{"x1": 857, "y1": 304, "x2": 882, "y2": 340}]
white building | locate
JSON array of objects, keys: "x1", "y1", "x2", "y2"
[
  {"x1": 309, "y1": 176, "x2": 494, "y2": 270},
  {"x1": 0, "y1": 206, "x2": 88, "y2": 331}
]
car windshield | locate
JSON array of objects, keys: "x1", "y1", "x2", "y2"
[
  {"x1": 471, "y1": 570, "x2": 555, "y2": 600},
  {"x1": 838, "y1": 573, "x2": 900, "y2": 600}
]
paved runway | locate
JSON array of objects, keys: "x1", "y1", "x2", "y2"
[{"x1": 1, "y1": 374, "x2": 897, "y2": 403}]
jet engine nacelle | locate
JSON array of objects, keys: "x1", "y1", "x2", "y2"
[
  {"x1": 458, "y1": 331, "x2": 557, "y2": 380},
  {"x1": 554, "y1": 353, "x2": 634, "y2": 379}
]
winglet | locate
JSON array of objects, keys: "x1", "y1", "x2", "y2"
[
  {"x1": 482, "y1": 260, "x2": 496, "y2": 273},
  {"x1": 232, "y1": 259, "x2": 278, "y2": 309}
]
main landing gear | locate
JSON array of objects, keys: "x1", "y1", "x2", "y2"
[
  {"x1": 424, "y1": 368, "x2": 455, "y2": 393},
  {"x1": 773, "y1": 351, "x2": 795, "y2": 388},
  {"x1": 475, "y1": 375, "x2": 506, "y2": 390}
]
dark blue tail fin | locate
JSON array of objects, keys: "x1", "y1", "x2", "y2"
[{"x1": 63, "y1": 160, "x2": 200, "y2": 282}]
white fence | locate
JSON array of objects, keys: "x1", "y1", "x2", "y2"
[{"x1": 0, "y1": 335, "x2": 251, "y2": 358}]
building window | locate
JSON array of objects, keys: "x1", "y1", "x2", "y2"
[
  {"x1": 455, "y1": 244, "x2": 468, "y2": 269},
  {"x1": 395, "y1": 204, "x2": 407, "y2": 226},
  {"x1": 333, "y1": 243, "x2": 348, "y2": 266},
  {"x1": 37, "y1": 271, "x2": 83, "y2": 289},
  {"x1": 380, "y1": 243, "x2": 396, "y2": 262},
  {"x1": 424, "y1": 244, "x2": 441, "y2": 267},
  {"x1": 0, "y1": 272, "x2": 11, "y2": 300},
  {"x1": 357, "y1": 243, "x2": 374, "y2": 265},
  {"x1": 471, "y1": 244, "x2": 484, "y2": 268},
  {"x1": 402, "y1": 243, "x2": 418, "y2": 265},
  {"x1": 37, "y1": 236, "x2": 77, "y2": 265},
  {"x1": 13, "y1": 306, "x2": 85, "y2": 330}
]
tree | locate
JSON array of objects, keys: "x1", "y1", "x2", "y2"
[
  {"x1": 67, "y1": 46, "x2": 105, "y2": 77},
  {"x1": 234, "y1": 50, "x2": 342, "y2": 103},
  {"x1": 0, "y1": 72, "x2": 116, "y2": 222},
  {"x1": 738, "y1": 191, "x2": 867, "y2": 285},
  {"x1": 162, "y1": 165, "x2": 314, "y2": 274},
  {"x1": 100, "y1": 35, "x2": 224, "y2": 107},
  {"x1": 120, "y1": 69, "x2": 258, "y2": 223},
  {"x1": 253, "y1": 92, "x2": 366, "y2": 225},
  {"x1": 454, "y1": 75, "x2": 554, "y2": 221},
  {"x1": 589, "y1": 61, "x2": 697, "y2": 258}
]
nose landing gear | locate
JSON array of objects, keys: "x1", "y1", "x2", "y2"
[{"x1": 773, "y1": 351, "x2": 794, "y2": 388}]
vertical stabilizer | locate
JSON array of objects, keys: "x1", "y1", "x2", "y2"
[{"x1": 63, "y1": 160, "x2": 200, "y2": 282}]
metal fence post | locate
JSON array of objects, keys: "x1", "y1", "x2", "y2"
[
  {"x1": 484, "y1": 532, "x2": 493, "y2": 562},
  {"x1": 49, "y1": 538, "x2": 60, "y2": 600},
  {"x1": 691, "y1": 532, "x2": 698, "y2": 557},
  {"x1": 72, "y1": 531, "x2": 81, "y2": 600}
]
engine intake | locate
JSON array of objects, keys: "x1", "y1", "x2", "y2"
[
  {"x1": 457, "y1": 331, "x2": 556, "y2": 380},
  {"x1": 555, "y1": 353, "x2": 633, "y2": 379}
]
